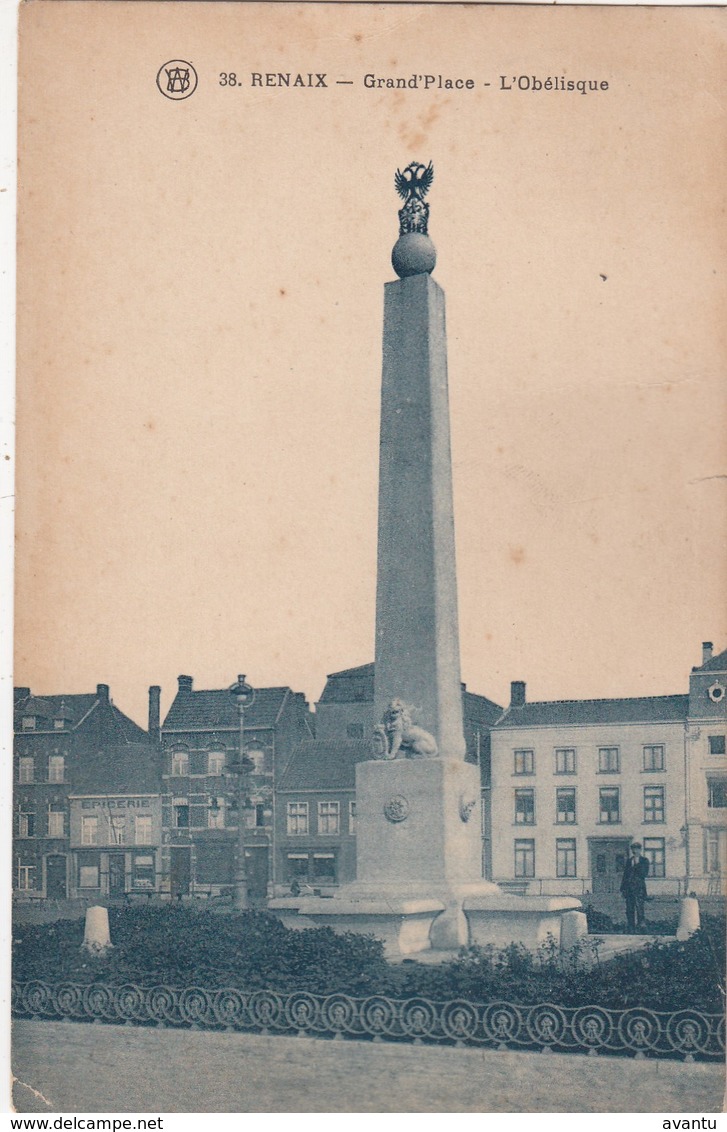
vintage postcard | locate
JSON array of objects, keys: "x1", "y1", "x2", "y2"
[{"x1": 9, "y1": 0, "x2": 727, "y2": 1116}]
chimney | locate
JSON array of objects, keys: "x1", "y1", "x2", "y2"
[
  {"x1": 702, "y1": 642, "x2": 713, "y2": 665},
  {"x1": 177, "y1": 674, "x2": 193, "y2": 694},
  {"x1": 96, "y1": 683, "x2": 110, "y2": 703},
  {"x1": 148, "y1": 685, "x2": 161, "y2": 742},
  {"x1": 510, "y1": 680, "x2": 526, "y2": 708}
]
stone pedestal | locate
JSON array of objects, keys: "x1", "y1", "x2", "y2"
[{"x1": 355, "y1": 759, "x2": 486, "y2": 886}]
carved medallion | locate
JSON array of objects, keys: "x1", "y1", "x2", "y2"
[{"x1": 384, "y1": 794, "x2": 410, "y2": 823}]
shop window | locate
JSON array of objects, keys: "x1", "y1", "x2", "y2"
[
  {"x1": 132, "y1": 854, "x2": 155, "y2": 890},
  {"x1": 286, "y1": 853, "x2": 309, "y2": 880},
  {"x1": 312, "y1": 854, "x2": 336, "y2": 882}
]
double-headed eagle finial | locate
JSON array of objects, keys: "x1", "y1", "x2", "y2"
[{"x1": 395, "y1": 161, "x2": 434, "y2": 236}]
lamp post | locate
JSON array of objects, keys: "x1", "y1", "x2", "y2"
[{"x1": 228, "y1": 674, "x2": 255, "y2": 911}]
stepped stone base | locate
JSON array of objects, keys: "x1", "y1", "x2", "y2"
[{"x1": 268, "y1": 889, "x2": 583, "y2": 959}]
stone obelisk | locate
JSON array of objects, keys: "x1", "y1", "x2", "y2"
[
  {"x1": 373, "y1": 163, "x2": 465, "y2": 759},
  {"x1": 351, "y1": 163, "x2": 498, "y2": 947},
  {"x1": 269, "y1": 166, "x2": 580, "y2": 955}
]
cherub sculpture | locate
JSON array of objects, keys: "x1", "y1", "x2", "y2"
[{"x1": 372, "y1": 698, "x2": 439, "y2": 760}]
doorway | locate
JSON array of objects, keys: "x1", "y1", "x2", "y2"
[
  {"x1": 170, "y1": 846, "x2": 191, "y2": 899},
  {"x1": 590, "y1": 838, "x2": 630, "y2": 894},
  {"x1": 108, "y1": 854, "x2": 126, "y2": 896},
  {"x1": 46, "y1": 854, "x2": 67, "y2": 899}
]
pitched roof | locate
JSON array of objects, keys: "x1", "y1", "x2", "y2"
[
  {"x1": 317, "y1": 664, "x2": 375, "y2": 705},
  {"x1": 162, "y1": 686, "x2": 293, "y2": 731},
  {"x1": 13, "y1": 690, "x2": 147, "y2": 741},
  {"x1": 463, "y1": 689, "x2": 504, "y2": 726},
  {"x1": 72, "y1": 742, "x2": 162, "y2": 794},
  {"x1": 277, "y1": 739, "x2": 371, "y2": 791},
  {"x1": 495, "y1": 694, "x2": 689, "y2": 729},
  {"x1": 692, "y1": 648, "x2": 727, "y2": 674}
]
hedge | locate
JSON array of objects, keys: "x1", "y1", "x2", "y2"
[{"x1": 12, "y1": 906, "x2": 726, "y2": 1013}]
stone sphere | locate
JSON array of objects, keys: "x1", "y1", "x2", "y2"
[{"x1": 391, "y1": 233, "x2": 437, "y2": 279}]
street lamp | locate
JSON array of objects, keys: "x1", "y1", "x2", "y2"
[{"x1": 228, "y1": 674, "x2": 256, "y2": 911}]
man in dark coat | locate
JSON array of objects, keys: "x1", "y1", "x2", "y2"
[{"x1": 620, "y1": 841, "x2": 650, "y2": 932}]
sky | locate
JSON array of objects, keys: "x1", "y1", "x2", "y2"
[{"x1": 13, "y1": 2, "x2": 727, "y2": 729}]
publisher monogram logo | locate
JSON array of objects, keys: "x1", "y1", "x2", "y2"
[{"x1": 157, "y1": 60, "x2": 198, "y2": 100}]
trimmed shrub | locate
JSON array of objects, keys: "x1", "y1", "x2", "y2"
[{"x1": 12, "y1": 906, "x2": 725, "y2": 1014}]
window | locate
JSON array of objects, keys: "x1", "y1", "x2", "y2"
[
  {"x1": 287, "y1": 802, "x2": 309, "y2": 836},
  {"x1": 312, "y1": 853, "x2": 336, "y2": 882},
  {"x1": 286, "y1": 853, "x2": 309, "y2": 880},
  {"x1": 514, "y1": 839, "x2": 535, "y2": 878},
  {"x1": 254, "y1": 804, "x2": 266, "y2": 829},
  {"x1": 556, "y1": 838, "x2": 577, "y2": 878},
  {"x1": 643, "y1": 745, "x2": 665, "y2": 772},
  {"x1": 247, "y1": 748, "x2": 265, "y2": 774},
  {"x1": 110, "y1": 815, "x2": 126, "y2": 844},
  {"x1": 346, "y1": 723, "x2": 364, "y2": 739},
  {"x1": 17, "y1": 863, "x2": 36, "y2": 890},
  {"x1": 135, "y1": 814, "x2": 153, "y2": 844},
  {"x1": 171, "y1": 750, "x2": 189, "y2": 776},
  {"x1": 643, "y1": 838, "x2": 665, "y2": 878},
  {"x1": 207, "y1": 800, "x2": 225, "y2": 829},
  {"x1": 555, "y1": 748, "x2": 576, "y2": 774},
  {"x1": 598, "y1": 747, "x2": 620, "y2": 773},
  {"x1": 349, "y1": 800, "x2": 356, "y2": 835},
  {"x1": 556, "y1": 787, "x2": 577, "y2": 824},
  {"x1": 514, "y1": 749, "x2": 534, "y2": 776},
  {"x1": 707, "y1": 779, "x2": 727, "y2": 809},
  {"x1": 47, "y1": 809, "x2": 65, "y2": 838},
  {"x1": 81, "y1": 815, "x2": 98, "y2": 845},
  {"x1": 644, "y1": 785, "x2": 665, "y2": 823},
  {"x1": 599, "y1": 787, "x2": 620, "y2": 824},
  {"x1": 709, "y1": 735, "x2": 726, "y2": 756},
  {"x1": 48, "y1": 755, "x2": 65, "y2": 783},
  {"x1": 18, "y1": 757, "x2": 34, "y2": 784},
  {"x1": 132, "y1": 854, "x2": 155, "y2": 890},
  {"x1": 21, "y1": 716, "x2": 36, "y2": 731},
  {"x1": 53, "y1": 718, "x2": 65, "y2": 730},
  {"x1": 514, "y1": 789, "x2": 535, "y2": 825},
  {"x1": 79, "y1": 863, "x2": 100, "y2": 888},
  {"x1": 18, "y1": 812, "x2": 35, "y2": 838},
  {"x1": 173, "y1": 804, "x2": 190, "y2": 828},
  {"x1": 207, "y1": 750, "x2": 225, "y2": 776},
  {"x1": 318, "y1": 801, "x2": 340, "y2": 835}
]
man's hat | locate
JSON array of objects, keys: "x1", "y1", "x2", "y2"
[{"x1": 630, "y1": 841, "x2": 642, "y2": 849}]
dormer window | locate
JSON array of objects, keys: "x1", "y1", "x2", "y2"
[
  {"x1": 22, "y1": 717, "x2": 36, "y2": 731},
  {"x1": 54, "y1": 718, "x2": 65, "y2": 730}
]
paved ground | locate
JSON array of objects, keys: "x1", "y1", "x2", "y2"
[{"x1": 11, "y1": 1020, "x2": 725, "y2": 1113}]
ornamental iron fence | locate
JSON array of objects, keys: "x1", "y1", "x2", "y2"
[{"x1": 11, "y1": 980, "x2": 724, "y2": 1061}]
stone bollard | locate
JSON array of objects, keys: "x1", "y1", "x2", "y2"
[
  {"x1": 560, "y1": 910, "x2": 588, "y2": 951},
  {"x1": 676, "y1": 896, "x2": 700, "y2": 941},
  {"x1": 82, "y1": 905, "x2": 113, "y2": 953}
]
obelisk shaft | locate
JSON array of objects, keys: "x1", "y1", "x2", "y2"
[{"x1": 374, "y1": 272, "x2": 466, "y2": 759}]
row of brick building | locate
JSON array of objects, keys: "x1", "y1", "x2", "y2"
[{"x1": 13, "y1": 643, "x2": 726, "y2": 902}]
